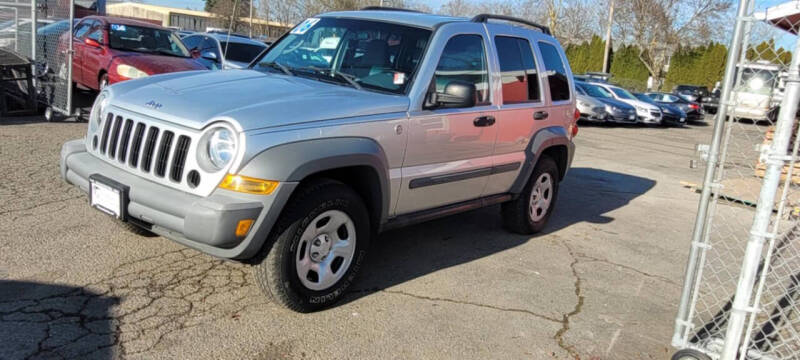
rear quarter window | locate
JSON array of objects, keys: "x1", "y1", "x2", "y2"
[{"x1": 538, "y1": 42, "x2": 571, "y2": 102}]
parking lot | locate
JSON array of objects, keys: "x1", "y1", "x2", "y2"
[{"x1": 0, "y1": 114, "x2": 723, "y2": 359}]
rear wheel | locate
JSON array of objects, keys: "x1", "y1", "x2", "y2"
[
  {"x1": 253, "y1": 179, "x2": 370, "y2": 312},
  {"x1": 501, "y1": 155, "x2": 560, "y2": 234},
  {"x1": 99, "y1": 73, "x2": 109, "y2": 91}
]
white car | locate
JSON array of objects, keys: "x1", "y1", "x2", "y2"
[{"x1": 593, "y1": 83, "x2": 662, "y2": 124}]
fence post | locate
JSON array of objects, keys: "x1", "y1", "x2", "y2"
[
  {"x1": 718, "y1": 29, "x2": 800, "y2": 360},
  {"x1": 672, "y1": 0, "x2": 753, "y2": 347},
  {"x1": 30, "y1": 0, "x2": 35, "y2": 62}
]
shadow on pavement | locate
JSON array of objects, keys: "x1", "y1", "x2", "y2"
[
  {"x1": 344, "y1": 167, "x2": 656, "y2": 302},
  {"x1": 0, "y1": 280, "x2": 119, "y2": 359}
]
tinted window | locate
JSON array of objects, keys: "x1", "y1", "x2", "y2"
[
  {"x1": 109, "y1": 24, "x2": 190, "y2": 57},
  {"x1": 220, "y1": 41, "x2": 266, "y2": 63},
  {"x1": 434, "y1": 34, "x2": 490, "y2": 105},
  {"x1": 495, "y1": 36, "x2": 540, "y2": 104},
  {"x1": 538, "y1": 42, "x2": 570, "y2": 101},
  {"x1": 610, "y1": 87, "x2": 635, "y2": 100}
]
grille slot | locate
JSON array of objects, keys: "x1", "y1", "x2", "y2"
[
  {"x1": 154, "y1": 131, "x2": 174, "y2": 177},
  {"x1": 170, "y1": 135, "x2": 191, "y2": 182},
  {"x1": 141, "y1": 127, "x2": 160, "y2": 172},
  {"x1": 99, "y1": 113, "x2": 113, "y2": 154},
  {"x1": 129, "y1": 123, "x2": 146, "y2": 167},
  {"x1": 117, "y1": 119, "x2": 134, "y2": 163},
  {"x1": 92, "y1": 112, "x2": 198, "y2": 188}
]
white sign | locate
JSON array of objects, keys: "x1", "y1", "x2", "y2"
[{"x1": 291, "y1": 18, "x2": 320, "y2": 35}]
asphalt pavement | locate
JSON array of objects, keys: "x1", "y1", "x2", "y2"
[{"x1": 0, "y1": 115, "x2": 720, "y2": 359}]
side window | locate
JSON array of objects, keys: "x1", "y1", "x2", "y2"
[
  {"x1": 87, "y1": 27, "x2": 103, "y2": 43},
  {"x1": 538, "y1": 42, "x2": 571, "y2": 102},
  {"x1": 74, "y1": 21, "x2": 92, "y2": 39},
  {"x1": 434, "y1": 34, "x2": 490, "y2": 106},
  {"x1": 182, "y1": 35, "x2": 201, "y2": 50},
  {"x1": 495, "y1": 36, "x2": 540, "y2": 104}
]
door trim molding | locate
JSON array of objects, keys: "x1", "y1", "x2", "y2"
[{"x1": 408, "y1": 161, "x2": 520, "y2": 189}]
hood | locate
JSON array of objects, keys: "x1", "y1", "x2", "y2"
[
  {"x1": 659, "y1": 104, "x2": 684, "y2": 115},
  {"x1": 594, "y1": 97, "x2": 635, "y2": 111},
  {"x1": 112, "y1": 52, "x2": 207, "y2": 75},
  {"x1": 577, "y1": 94, "x2": 604, "y2": 107},
  {"x1": 620, "y1": 98, "x2": 659, "y2": 111},
  {"x1": 108, "y1": 69, "x2": 410, "y2": 131}
]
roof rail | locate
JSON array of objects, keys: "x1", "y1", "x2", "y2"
[
  {"x1": 360, "y1": 6, "x2": 422, "y2": 13},
  {"x1": 471, "y1": 14, "x2": 551, "y2": 35}
]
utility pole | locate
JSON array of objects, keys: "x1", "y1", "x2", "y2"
[
  {"x1": 602, "y1": 0, "x2": 615, "y2": 73},
  {"x1": 249, "y1": 0, "x2": 254, "y2": 38}
]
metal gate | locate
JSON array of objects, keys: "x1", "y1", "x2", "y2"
[
  {"x1": 672, "y1": 1, "x2": 800, "y2": 359},
  {"x1": 0, "y1": 0, "x2": 73, "y2": 118}
]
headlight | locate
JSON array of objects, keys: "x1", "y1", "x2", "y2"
[
  {"x1": 605, "y1": 104, "x2": 616, "y2": 112},
  {"x1": 88, "y1": 92, "x2": 109, "y2": 132},
  {"x1": 117, "y1": 64, "x2": 149, "y2": 79},
  {"x1": 207, "y1": 128, "x2": 236, "y2": 170},
  {"x1": 748, "y1": 77, "x2": 765, "y2": 91}
]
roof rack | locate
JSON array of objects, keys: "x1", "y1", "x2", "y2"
[
  {"x1": 360, "y1": 6, "x2": 422, "y2": 13},
  {"x1": 471, "y1": 14, "x2": 551, "y2": 35}
]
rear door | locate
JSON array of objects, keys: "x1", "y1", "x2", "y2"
[
  {"x1": 483, "y1": 24, "x2": 548, "y2": 195},
  {"x1": 535, "y1": 40, "x2": 575, "y2": 140}
]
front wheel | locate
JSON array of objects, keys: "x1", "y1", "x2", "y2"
[
  {"x1": 253, "y1": 179, "x2": 370, "y2": 312},
  {"x1": 501, "y1": 155, "x2": 560, "y2": 234}
]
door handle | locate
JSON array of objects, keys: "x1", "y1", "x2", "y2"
[
  {"x1": 473, "y1": 115, "x2": 495, "y2": 127},
  {"x1": 534, "y1": 111, "x2": 549, "y2": 120}
]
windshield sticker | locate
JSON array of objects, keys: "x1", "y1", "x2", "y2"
[
  {"x1": 393, "y1": 72, "x2": 407, "y2": 85},
  {"x1": 291, "y1": 18, "x2": 320, "y2": 35},
  {"x1": 110, "y1": 24, "x2": 126, "y2": 32}
]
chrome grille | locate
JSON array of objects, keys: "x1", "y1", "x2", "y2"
[{"x1": 98, "y1": 112, "x2": 193, "y2": 184}]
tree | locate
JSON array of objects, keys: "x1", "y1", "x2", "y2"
[
  {"x1": 609, "y1": 44, "x2": 649, "y2": 91},
  {"x1": 206, "y1": 0, "x2": 252, "y2": 33},
  {"x1": 613, "y1": 0, "x2": 732, "y2": 89}
]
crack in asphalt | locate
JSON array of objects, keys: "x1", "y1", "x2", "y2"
[
  {"x1": 0, "y1": 195, "x2": 84, "y2": 218},
  {"x1": 576, "y1": 254, "x2": 680, "y2": 287},
  {"x1": 554, "y1": 242, "x2": 585, "y2": 360},
  {"x1": 1, "y1": 249, "x2": 264, "y2": 359}
]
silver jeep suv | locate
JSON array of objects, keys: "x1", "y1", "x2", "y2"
[{"x1": 60, "y1": 9, "x2": 577, "y2": 312}]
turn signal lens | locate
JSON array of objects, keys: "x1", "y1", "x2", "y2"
[
  {"x1": 235, "y1": 219, "x2": 254, "y2": 237},
  {"x1": 219, "y1": 174, "x2": 279, "y2": 195}
]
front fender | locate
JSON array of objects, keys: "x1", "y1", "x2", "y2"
[{"x1": 237, "y1": 137, "x2": 391, "y2": 223}]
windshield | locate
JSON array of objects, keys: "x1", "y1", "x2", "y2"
[
  {"x1": 610, "y1": 87, "x2": 636, "y2": 100},
  {"x1": 109, "y1": 24, "x2": 190, "y2": 58},
  {"x1": 737, "y1": 67, "x2": 778, "y2": 95},
  {"x1": 634, "y1": 93, "x2": 656, "y2": 104},
  {"x1": 254, "y1": 17, "x2": 431, "y2": 94},
  {"x1": 581, "y1": 83, "x2": 613, "y2": 98},
  {"x1": 221, "y1": 41, "x2": 266, "y2": 63}
]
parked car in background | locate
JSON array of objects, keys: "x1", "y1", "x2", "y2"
[
  {"x1": 175, "y1": 29, "x2": 196, "y2": 38},
  {"x1": 182, "y1": 32, "x2": 268, "y2": 69},
  {"x1": 634, "y1": 93, "x2": 686, "y2": 126},
  {"x1": 576, "y1": 81, "x2": 637, "y2": 124},
  {"x1": 673, "y1": 84, "x2": 709, "y2": 103},
  {"x1": 729, "y1": 62, "x2": 782, "y2": 121},
  {"x1": 574, "y1": 83, "x2": 607, "y2": 122},
  {"x1": 645, "y1": 92, "x2": 704, "y2": 121},
  {"x1": 36, "y1": 19, "x2": 79, "y2": 70},
  {"x1": 0, "y1": 18, "x2": 55, "y2": 52},
  {"x1": 62, "y1": 16, "x2": 206, "y2": 91},
  {"x1": 593, "y1": 82, "x2": 662, "y2": 124}
]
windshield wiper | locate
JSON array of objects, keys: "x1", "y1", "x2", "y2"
[
  {"x1": 301, "y1": 66, "x2": 362, "y2": 90},
  {"x1": 261, "y1": 61, "x2": 293, "y2": 76}
]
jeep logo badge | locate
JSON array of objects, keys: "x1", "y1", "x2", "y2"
[{"x1": 145, "y1": 100, "x2": 162, "y2": 110}]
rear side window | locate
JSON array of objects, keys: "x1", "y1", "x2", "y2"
[
  {"x1": 434, "y1": 34, "x2": 490, "y2": 106},
  {"x1": 538, "y1": 42, "x2": 571, "y2": 102},
  {"x1": 495, "y1": 36, "x2": 540, "y2": 104}
]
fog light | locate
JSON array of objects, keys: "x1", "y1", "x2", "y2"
[
  {"x1": 219, "y1": 174, "x2": 279, "y2": 195},
  {"x1": 235, "y1": 219, "x2": 254, "y2": 237}
]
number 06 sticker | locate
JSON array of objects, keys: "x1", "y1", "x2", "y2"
[{"x1": 291, "y1": 18, "x2": 320, "y2": 35}]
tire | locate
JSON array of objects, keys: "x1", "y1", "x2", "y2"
[
  {"x1": 501, "y1": 155, "x2": 560, "y2": 235},
  {"x1": 671, "y1": 349, "x2": 712, "y2": 360},
  {"x1": 116, "y1": 219, "x2": 157, "y2": 237},
  {"x1": 253, "y1": 179, "x2": 370, "y2": 312}
]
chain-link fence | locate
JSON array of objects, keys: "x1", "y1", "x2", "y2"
[
  {"x1": 672, "y1": 1, "x2": 800, "y2": 359},
  {"x1": 0, "y1": 0, "x2": 73, "y2": 118}
]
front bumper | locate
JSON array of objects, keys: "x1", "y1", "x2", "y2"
[{"x1": 60, "y1": 139, "x2": 297, "y2": 260}]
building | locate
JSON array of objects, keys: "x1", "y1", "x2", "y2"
[{"x1": 106, "y1": 2, "x2": 289, "y2": 38}]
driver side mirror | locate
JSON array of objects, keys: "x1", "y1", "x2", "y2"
[
  {"x1": 190, "y1": 48, "x2": 200, "y2": 59},
  {"x1": 425, "y1": 80, "x2": 476, "y2": 109},
  {"x1": 84, "y1": 38, "x2": 101, "y2": 48},
  {"x1": 201, "y1": 51, "x2": 219, "y2": 62}
]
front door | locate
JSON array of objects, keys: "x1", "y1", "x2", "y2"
[
  {"x1": 70, "y1": 19, "x2": 93, "y2": 86},
  {"x1": 396, "y1": 29, "x2": 497, "y2": 214}
]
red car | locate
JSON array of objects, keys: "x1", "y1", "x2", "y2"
[{"x1": 65, "y1": 16, "x2": 206, "y2": 90}]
